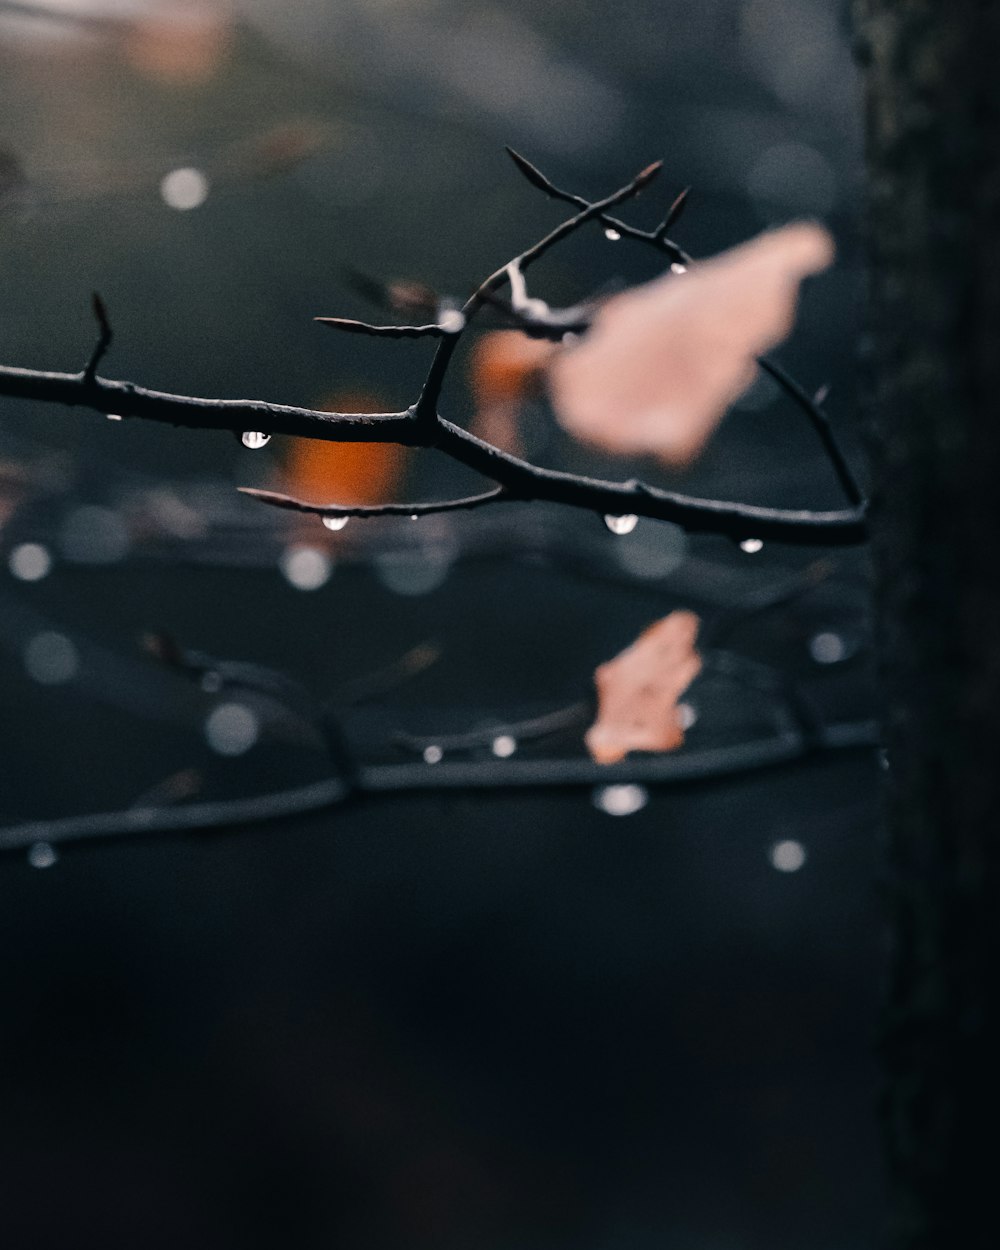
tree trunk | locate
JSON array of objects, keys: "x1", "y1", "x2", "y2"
[{"x1": 855, "y1": 4, "x2": 1000, "y2": 1246}]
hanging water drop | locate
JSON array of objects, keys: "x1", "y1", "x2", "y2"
[
  {"x1": 739, "y1": 537, "x2": 764, "y2": 554},
  {"x1": 410, "y1": 514, "x2": 420, "y2": 521},
  {"x1": 604, "y1": 227, "x2": 621, "y2": 242},
  {"x1": 604, "y1": 513, "x2": 639, "y2": 536},
  {"x1": 106, "y1": 413, "x2": 123, "y2": 421},
  {"x1": 438, "y1": 308, "x2": 466, "y2": 333},
  {"x1": 28, "y1": 841, "x2": 59, "y2": 869},
  {"x1": 423, "y1": 744, "x2": 443, "y2": 764},
  {"x1": 670, "y1": 262, "x2": 688, "y2": 275},
  {"x1": 322, "y1": 515, "x2": 349, "y2": 531},
  {"x1": 491, "y1": 734, "x2": 517, "y2": 759},
  {"x1": 241, "y1": 431, "x2": 270, "y2": 450},
  {"x1": 593, "y1": 784, "x2": 648, "y2": 817}
]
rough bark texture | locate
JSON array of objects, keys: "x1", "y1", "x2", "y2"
[{"x1": 855, "y1": 3, "x2": 1000, "y2": 1246}]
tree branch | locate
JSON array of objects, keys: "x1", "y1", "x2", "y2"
[
  {"x1": 505, "y1": 145, "x2": 691, "y2": 265},
  {"x1": 313, "y1": 316, "x2": 454, "y2": 339},
  {"x1": 0, "y1": 365, "x2": 420, "y2": 443},
  {"x1": 0, "y1": 150, "x2": 869, "y2": 546},
  {"x1": 239, "y1": 484, "x2": 509, "y2": 519}
]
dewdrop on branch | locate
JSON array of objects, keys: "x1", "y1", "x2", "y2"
[
  {"x1": 322, "y1": 515, "x2": 350, "y2": 532},
  {"x1": 241, "y1": 431, "x2": 270, "y2": 449},
  {"x1": 604, "y1": 513, "x2": 639, "y2": 535}
]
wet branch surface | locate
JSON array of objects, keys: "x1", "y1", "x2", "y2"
[{"x1": 0, "y1": 152, "x2": 868, "y2": 546}]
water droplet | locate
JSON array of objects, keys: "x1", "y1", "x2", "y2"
[
  {"x1": 423, "y1": 744, "x2": 443, "y2": 764},
  {"x1": 410, "y1": 514, "x2": 420, "y2": 522},
  {"x1": 677, "y1": 702, "x2": 698, "y2": 731},
  {"x1": 279, "y1": 545, "x2": 332, "y2": 591},
  {"x1": 593, "y1": 784, "x2": 648, "y2": 817},
  {"x1": 322, "y1": 515, "x2": 349, "y2": 531},
  {"x1": 604, "y1": 227, "x2": 621, "y2": 242},
  {"x1": 241, "y1": 431, "x2": 271, "y2": 450},
  {"x1": 561, "y1": 332, "x2": 580, "y2": 346},
  {"x1": 769, "y1": 839, "x2": 807, "y2": 872},
  {"x1": 28, "y1": 842, "x2": 58, "y2": 870},
  {"x1": 808, "y1": 631, "x2": 846, "y2": 665},
  {"x1": 879, "y1": 748, "x2": 890, "y2": 772},
  {"x1": 24, "y1": 632, "x2": 78, "y2": 685},
  {"x1": 670, "y1": 262, "x2": 688, "y2": 275},
  {"x1": 491, "y1": 734, "x2": 517, "y2": 759},
  {"x1": 204, "y1": 703, "x2": 259, "y2": 757},
  {"x1": 106, "y1": 413, "x2": 123, "y2": 421},
  {"x1": 604, "y1": 513, "x2": 639, "y2": 536},
  {"x1": 8, "y1": 542, "x2": 52, "y2": 582},
  {"x1": 160, "y1": 166, "x2": 209, "y2": 211},
  {"x1": 438, "y1": 309, "x2": 466, "y2": 333},
  {"x1": 739, "y1": 538, "x2": 764, "y2": 554}
]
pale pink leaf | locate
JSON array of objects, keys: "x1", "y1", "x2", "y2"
[
  {"x1": 548, "y1": 223, "x2": 834, "y2": 467},
  {"x1": 585, "y1": 610, "x2": 702, "y2": 765}
]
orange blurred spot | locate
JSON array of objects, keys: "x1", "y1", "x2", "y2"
[
  {"x1": 282, "y1": 391, "x2": 407, "y2": 506},
  {"x1": 468, "y1": 331, "x2": 558, "y2": 455},
  {"x1": 470, "y1": 330, "x2": 558, "y2": 405}
]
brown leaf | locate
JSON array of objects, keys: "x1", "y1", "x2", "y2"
[
  {"x1": 586, "y1": 610, "x2": 702, "y2": 765},
  {"x1": 549, "y1": 223, "x2": 833, "y2": 467}
]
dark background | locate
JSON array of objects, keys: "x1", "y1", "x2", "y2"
[{"x1": 0, "y1": 3, "x2": 880, "y2": 1248}]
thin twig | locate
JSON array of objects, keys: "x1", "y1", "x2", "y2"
[
  {"x1": 239, "y1": 484, "x2": 510, "y2": 519},
  {"x1": 392, "y1": 699, "x2": 590, "y2": 755},
  {"x1": 505, "y1": 146, "x2": 691, "y2": 265},
  {"x1": 83, "y1": 291, "x2": 112, "y2": 384},
  {"x1": 314, "y1": 317, "x2": 452, "y2": 339}
]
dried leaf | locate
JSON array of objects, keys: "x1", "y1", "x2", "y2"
[
  {"x1": 586, "y1": 610, "x2": 702, "y2": 765},
  {"x1": 549, "y1": 223, "x2": 833, "y2": 467}
]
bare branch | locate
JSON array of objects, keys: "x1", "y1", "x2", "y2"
[
  {"x1": 0, "y1": 364, "x2": 421, "y2": 443},
  {"x1": 314, "y1": 316, "x2": 452, "y2": 339},
  {"x1": 392, "y1": 700, "x2": 590, "y2": 755},
  {"x1": 431, "y1": 418, "x2": 867, "y2": 544},
  {"x1": 239, "y1": 484, "x2": 510, "y2": 518},
  {"x1": 655, "y1": 186, "x2": 691, "y2": 240},
  {"x1": 756, "y1": 358, "x2": 864, "y2": 507},
  {"x1": 0, "y1": 146, "x2": 869, "y2": 548},
  {"x1": 505, "y1": 145, "x2": 691, "y2": 265},
  {"x1": 83, "y1": 291, "x2": 112, "y2": 384}
]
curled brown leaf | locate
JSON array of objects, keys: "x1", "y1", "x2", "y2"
[
  {"x1": 586, "y1": 610, "x2": 702, "y2": 765},
  {"x1": 549, "y1": 223, "x2": 834, "y2": 467}
]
